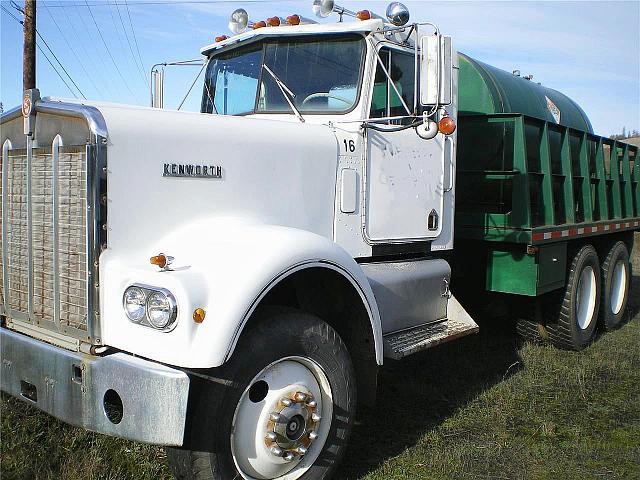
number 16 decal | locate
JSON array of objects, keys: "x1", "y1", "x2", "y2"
[{"x1": 343, "y1": 139, "x2": 356, "y2": 153}]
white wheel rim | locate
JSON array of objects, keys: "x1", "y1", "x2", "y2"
[
  {"x1": 576, "y1": 265, "x2": 597, "y2": 330},
  {"x1": 231, "y1": 356, "x2": 333, "y2": 480},
  {"x1": 610, "y1": 260, "x2": 627, "y2": 315}
]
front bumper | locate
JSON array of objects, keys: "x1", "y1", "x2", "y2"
[{"x1": 0, "y1": 328, "x2": 189, "y2": 445}]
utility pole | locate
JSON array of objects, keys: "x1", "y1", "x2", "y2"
[{"x1": 23, "y1": 0, "x2": 36, "y2": 92}]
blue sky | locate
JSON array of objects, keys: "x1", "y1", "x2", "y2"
[{"x1": 1, "y1": 0, "x2": 638, "y2": 136}]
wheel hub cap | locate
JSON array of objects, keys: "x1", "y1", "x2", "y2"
[{"x1": 266, "y1": 391, "x2": 321, "y2": 458}]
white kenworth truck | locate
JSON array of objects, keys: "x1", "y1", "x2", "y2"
[{"x1": 2, "y1": 1, "x2": 638, "y2": 479}]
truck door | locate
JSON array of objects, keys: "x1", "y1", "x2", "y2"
[{"x1": 365, "y1": 47, "x2": 446, "y2": 243}]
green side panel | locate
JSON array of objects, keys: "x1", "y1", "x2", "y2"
[
  {"x1": 485, "y1": 243, "x2": 567, "y2": 296},
  {"x1": 486, "y1": 248, "x2": 537, "y2": 296},
  {"x1": 537, "y1": 243, "x2": 567, "y2": 294},
  {"x1": 458, "y1": 53, "x2": 593, "y2": 133}
]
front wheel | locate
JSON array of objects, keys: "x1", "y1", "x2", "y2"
[{"x1": 167, "y1": 309, "x2": 356, "y2": 480}]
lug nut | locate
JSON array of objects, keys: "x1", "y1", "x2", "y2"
[
  {"x1": 281, "y1": 398, "x2": 293, "y2": 407},
  {"x1": 307, "y1": 400, "x2": 317, "y2": 408},
  {"x1": 297, "y1": 446, "x2": 308, "y2": 455},
  {"x1": 311, "y1": 413, "x2": 321, "y2": 422},
  {"x1": 265, "y1": 431, "x2": 277, "y2": 442},
  {"x1": 270, "y1": 446, "x2": 283, "y2": 457},
  {"x1": 308, "y1": 430, "x2": 318, "y2": 441},
  {"x1": 269, "y1": 412, "x2": 283, "y2": 422},
  {"x1": 294, "y1": 392, "x2": 308, "y2": 403},
  {"x1": 283, "y1": 451, "x2": 296, "y2": 462}
]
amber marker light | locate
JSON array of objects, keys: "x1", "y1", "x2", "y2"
[
  {"x1": 150, "y1": 254, "x2": 168, "y2": 268},
  {"x1": 266, "y1": 16, "x2": 281, "y2": 26},
  {"x1": 286, "y1": 14, "x2": 301, "y2": 25},
  {"x1": 253, "y1": 20, "x2": 267, "y2": 29},
  {"x1": 150, "y1": 253, "x2": 174, "y2": 270},
  {"x1": 215, "y1": 35, "x2": 229, "y2": 42},
  {"x1": 438, "y1": 115, "x2": 457, "y2": 135},
  {"x1": 193, "y1": 308, "x2": 206, "y2": 323},
  {"x1": 356, "y1": 9, "x2": 372, "y2": 20}
]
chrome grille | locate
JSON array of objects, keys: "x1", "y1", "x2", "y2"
[{"x1": 1, "y1": 140, "x2": 89, "y2": 338}]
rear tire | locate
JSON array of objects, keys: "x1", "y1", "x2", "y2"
[
  {"x1": 599, "y1": 241, "x2": 631, "y2": 331},
  {"x1": 546, "y1": 244, "x2": 600, "y2": 350},
  {"x1": 167, "y1": 308, "x2": 356, "y2": 480},
  {"x1": 515, "y1": 317, "x2": 546, "y2": 344}
]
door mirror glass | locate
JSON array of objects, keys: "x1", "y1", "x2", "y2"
[{"x1": 420, "y1": 35, "x2": 452, "y2": 106}]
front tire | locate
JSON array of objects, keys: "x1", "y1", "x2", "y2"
[
  {"x1": 546, "y1": 244, "x2": 601, "y2": 350},
  {"x1": 599, "y1": 241, "x2": 631, "y2": 330},
  {"x1": 167, "y1": 309, "x2": 356, "y2": 480}
]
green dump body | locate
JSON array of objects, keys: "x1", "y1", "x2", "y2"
[{"x1": 454, "y1": 53, "x2": 640, "y2": 296}]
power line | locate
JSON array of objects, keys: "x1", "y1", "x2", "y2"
[
  {"x1": 112, "y1": 0, "x2": 147, "y2": 87},
  {"x1": 124, "y1": 0, "x2": 150, "y2": 89},
  {"x1": 1, "y1": 4, "x2": 78, "y2": 98},
  {"x1": 7, "y1": 2, "x2": 86, "y2": 98},
  {"x1": 83, "y1": 0, "x2": 139, "y2": 101},
  {"x1": 65, "y1": 1, "x2": 118, "y2": 100},
  {"x1": 43, "y1": 2, "x2": 102, "y2": 97},
  {"x1": 106, "y1": 0, "x2": 145, "y2": 89},
  {"x1": 45, "y1": 1, "x2": 291, "y2": 7}
]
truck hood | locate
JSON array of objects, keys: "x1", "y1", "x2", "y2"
[{"x1": 75, "y1": 101, "x2": 340, "y2": 258}]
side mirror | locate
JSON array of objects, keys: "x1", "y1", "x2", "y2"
[{"x1": 420, "y1": 35, "x2": 452, "y2": 106}]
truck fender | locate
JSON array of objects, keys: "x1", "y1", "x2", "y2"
[{"x1": 101, "y1": 219, "x2": 383, "y2": 368}]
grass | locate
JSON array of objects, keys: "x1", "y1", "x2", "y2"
[{"x1": 2, "y1": 234, "x2": 640, "y2": 480}]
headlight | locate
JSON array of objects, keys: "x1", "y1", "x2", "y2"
[
  {"x1": 123, "y1": 287, "x2": 146, "y2": 322},
  {"x1": 123, "y1": 284, "x2": 178, "y2": 331},
  {"x1": 147, "y1": 291, "x2": 175, "y2": 329}
]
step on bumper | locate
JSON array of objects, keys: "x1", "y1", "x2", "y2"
[{"x1": 0, "y1": 328, "x2": 189, "y2": 445}]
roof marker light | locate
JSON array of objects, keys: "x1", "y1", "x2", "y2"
[
  {"x1": 356, "y1": 10, "x2": 371, "y2": 20},
  {"x1": 215, "y1": 35, "x2": 229, "y2": 43},
  {"x1": 286, "y1": 14, "x2": 317, "y2": 25},
  {"x1": 253, "y1": 20, "x2": 267, "y2": 29},
  {"x1": 266, "y1": 16, "x2": 284, "y2": 26}
]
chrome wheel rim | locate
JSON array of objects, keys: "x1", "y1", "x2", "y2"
[
  {"x1": 231, "y1": 356, "x2": 333, "y2": 480},
  {"x1": 576, "y1": 266, "x2": 597, "y2": 330},
  {"x1": 610, "y1": 260, "x2": 627, "y2": 315}
]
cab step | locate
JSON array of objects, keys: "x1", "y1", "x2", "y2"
[{"x1": 382, "y1": 295, "x2": 479, "y2": 360}]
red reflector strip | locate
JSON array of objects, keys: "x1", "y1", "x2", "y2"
[{"x1": 531, "y1": 218, "x2": 640, "y2": 243}]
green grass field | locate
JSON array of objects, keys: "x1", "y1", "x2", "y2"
[{"x1": 2, "y1": 235, "x2": 639, "y2": 480}]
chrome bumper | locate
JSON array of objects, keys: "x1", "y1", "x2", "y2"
[{"x1": 0, "y1": 328, "x2": 189, "y2": 446}]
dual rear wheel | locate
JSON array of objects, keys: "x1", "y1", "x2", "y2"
[{"x1": 518, "y1": 240, "x2": 631, "y2": 350}]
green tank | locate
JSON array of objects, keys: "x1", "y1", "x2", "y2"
[
  {"x1": 457, "y1": 53, "x2": 593, "y2": 133},
  {"x1": 454, "y1": 54, "x2": 639, "y2": 299}
]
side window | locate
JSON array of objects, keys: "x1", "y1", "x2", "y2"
[{"x1": 369, "y1": 48, "x2": 415, "y2": 124}]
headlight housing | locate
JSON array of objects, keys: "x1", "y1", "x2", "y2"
[
  {"x1": 123, "y1": 284, "x2": 178, "y2": 331},
  {"x1": 123, "y1": 286, "x2": 146, "y2": 322}
]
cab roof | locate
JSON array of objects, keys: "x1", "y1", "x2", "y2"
[{"x1": 200, "y1": 19, "x2": 384, "y2": 56}]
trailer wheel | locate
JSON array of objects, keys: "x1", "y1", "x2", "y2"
[
  {"x1": 546, "y1": 244, "x2": 601, "y2": 350},
  {"x1": 515, "y1": 318, "x2": 546, "y2": 344},
  {"x1": 167, "y1": 308, "x2": 356, "y2": 480},
  {"x1": 599, "y1": 241, "x2": 631, "y2": 330}
]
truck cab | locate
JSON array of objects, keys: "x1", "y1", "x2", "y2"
[{"x1": 5, "y1": 1, "x2": 635, "y2": 479}]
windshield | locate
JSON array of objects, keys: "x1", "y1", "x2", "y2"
[{"x1": 201, "y1": 35, "x2": 364, "y2": 115}]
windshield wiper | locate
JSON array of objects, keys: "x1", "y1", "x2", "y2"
[{"x1": 263, "y1": 64, "x2": 305, "y2": 123}]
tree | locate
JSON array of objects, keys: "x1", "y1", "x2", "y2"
[{"x1": 610, "y1": 127, "x2": 639, "y2": 140}]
